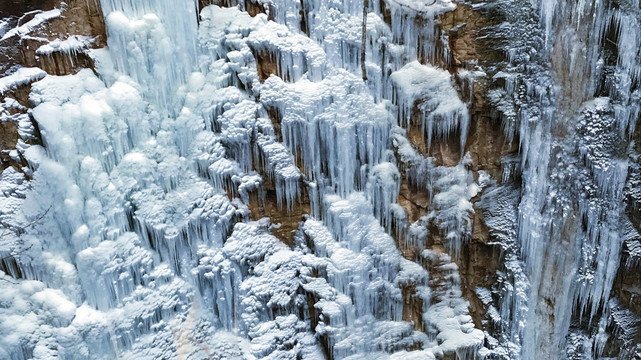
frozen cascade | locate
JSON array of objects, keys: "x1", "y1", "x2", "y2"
[
  {"x1": 380, "y1": 0, "x2": 456, "y2": 66},
  {"x1": 366, "y1": 162, "x2": 401, "y2": 231},
  {"x1": 260, "y1": 71, "x2": 390, "y2": 196},
  {"x1": 477, "y1": 182, "x2": 528, "y2": 359},
  {"x1": 2, "y1": 0, "x2": 638, "y2": 358},
  {"x1": 0, "y1": 0, "x2": 488, "y2": 358},
  {"x1": 99, "y1": 0, "x2": 200, "y2": 112}
]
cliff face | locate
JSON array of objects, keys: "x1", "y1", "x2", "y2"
[{"x1": 0, "y1": 0, "x2": 639, "y2": 359}]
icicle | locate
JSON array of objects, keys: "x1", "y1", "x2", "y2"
[
  {"x1": 260, "y1": 70, "x2": 389, "y2": 196},
  {"x1": 33, "y1": 35, "x2": 94, "y2": 74},
  {"x1": 389, "y1": 61, "x2": 469, "y2": 154},
  {"x1": 0, "y1": 68, "x2": 46, "y2": 95},
  {"x1": 253, "y1": 119, "x2": 302, "y2": 212},
  {"x1": 384, "y1": 0, "x2": 455, "y2": 65},
  {"x1": 300, "y1": 201, "x2": 434, "y2": 359},
  {"x1": 421, "y1": 250, "x2": 484, "y2": 358},
  {"x1": 426, "y1": 156, "x2": 477, "y2": 258},
  {"x1": 366, "y1": 162, "x2": 400, "y2": 231},
  {"x1": 99, "y1": 0, "x2": 200, "y2": 112},
  {"x1": 607, "y1": 1, "x2": 641, "y2": 137},
  {"x1": 247, "y1": 19, "x2": 326, "y2": 82}
]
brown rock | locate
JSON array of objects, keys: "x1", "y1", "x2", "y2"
[
  {"x1": 1, "y1": 0, "x2": 105, "y2": 77},
  {"x1": 248, "y1": 188, "x2": 310, "y2": 246}
]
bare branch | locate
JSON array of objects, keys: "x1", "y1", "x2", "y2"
[
  {"x1": 0, "y1": 206, "x2": 51, "y2": 239},
  {"x1": 0, "y1": 277, "x2": 18, "y2": 285},
  {"x1": 361, "y1": 0, "x2": 369, "y2": 81},
  {"x1": 0, "y1": 244, "x2": 33, "y2": 262},
  {"x1": 0, "y1": 206, "x2": 50, "y2": 265}
]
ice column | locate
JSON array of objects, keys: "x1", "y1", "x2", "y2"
[{"x1": 99, "y1": 0, "x2": 200, "y2": 111}]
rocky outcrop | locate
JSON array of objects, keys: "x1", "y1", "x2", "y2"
[
  {"x1": 1, "y1": 0, "x2": 105, "y2": 77},
  {"x1": 1, "y1": 0, "x2": 106, "y2": 175}
]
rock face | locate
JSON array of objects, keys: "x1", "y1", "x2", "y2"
[
  {"x1": 0, "y1": 0, "x2": 105, "y2": 173},
  {"x1": 0, "y1": 0, "x2": 105, "y2": 76},
  {"x1": 0, "y1": 0, "x2": 640, "y2": 359}
]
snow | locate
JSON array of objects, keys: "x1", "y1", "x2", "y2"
[
  {"x1": 421, "y1": 251, "x2": 484, "y2": 358},
  {"x1": 0, "y1": 277, "x2": 82, "y2": 360},
  {"x1": 299, "y1": 211, "x2": 427, "y2": 358},
  {"x1": 367, "y1": 162, "x2": 401, "y2": 230},
  {"x1": 390, "y1": 61, "x2": 469, "y2": 153},
  {"x1": 0, "y1": 0, "x2": 545, "y2": 358},
  {"x1": 475, "y1": 0, "x2": 641, "y2": 357},
  {"x1": 255, "y1": 128, "x2": 302, "y2": 212},
  {"x1": 260, "y1": 69, "x2": 390, "y2": 196},
  {"x1": 0, "y1": 9, "x2": 62, "y2": 42},
  {"x1": 0, "y1": 67, "x2": 46, "y2": 95},
  {"x1": 385, "y1": 0, "x2": 456, "y2": 15},
  {"x1": 36, "y1": 35, "x2": 94, "y2": 56},
  {"x1": 427, "y1": 157, "x2": 477, "y2": 257},
  {"x1": 247, "y1": 19, "x2": 327, "y2": 82},
  {"x1": 101, "y1": 0, "x2": 199, "y2": 112},
  {"x1": 297, "y1": 192, "x2": 484, "y2": 358}
]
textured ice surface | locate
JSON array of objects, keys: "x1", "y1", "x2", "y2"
[
  {"x1": 261, "y1": 69, "x2": 390, "y2": 196},
  {"x1": 479, "y1": 0, "x2": 641, "y2": 358},
  {"x1": 0, "y1": 0, "x2": 521, "y2": 358}
]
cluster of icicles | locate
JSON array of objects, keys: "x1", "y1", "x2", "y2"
[
  {"x1": 3, "y1": 0, "x2": 638, "y2": 358},
  {"x1": 0, "y1": 0, "x2": 483, "y2": 359},
  {"x1": 494, "y1": 0, "x2": 641, "y2": 358}
]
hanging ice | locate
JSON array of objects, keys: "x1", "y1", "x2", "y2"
[
  {"x1": 3, "y1": 0, "x2": 637, "y2": 358},
  {"x1": 390, "y1": 61, "x2": 469, "y2": 154}
]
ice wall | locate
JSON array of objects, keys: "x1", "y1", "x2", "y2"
[
  {"x1": 3, "y1": 0, "x2": 639, "y2": 357},
  {"x1": 0, "y1": 0, "x2": 486, "y2": 359},
  {"x1": 483, "y1": 0, "x2": 641, "y2": 358},
  {"x1": 100, "y1": 0, "x2": 200, "y2": 111}
]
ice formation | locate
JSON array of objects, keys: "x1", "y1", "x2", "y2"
[
  {"x1": 390, "y1": 61, "x2": 469, "y2": 152},
  {"x1": 1, "y1": 0, "x2": 639, "y2": 358},
  {"x1": 36, "y1": 36, "x2": 95, "y2": 56},
  {"x1": 0, "y1": 0, "x2": 488, "y2": 358},
  {"x1": 483, "y1": 0, "x2": 641, "y2": 358}
]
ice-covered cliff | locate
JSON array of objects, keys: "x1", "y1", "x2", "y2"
[{"x1": 0, "y1": 0, "x2": 639, "y2": 359}]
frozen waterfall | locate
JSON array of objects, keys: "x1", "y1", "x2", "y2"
[{"x1": 0, "y1": 0, "x2": 639, "y2": 359}]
